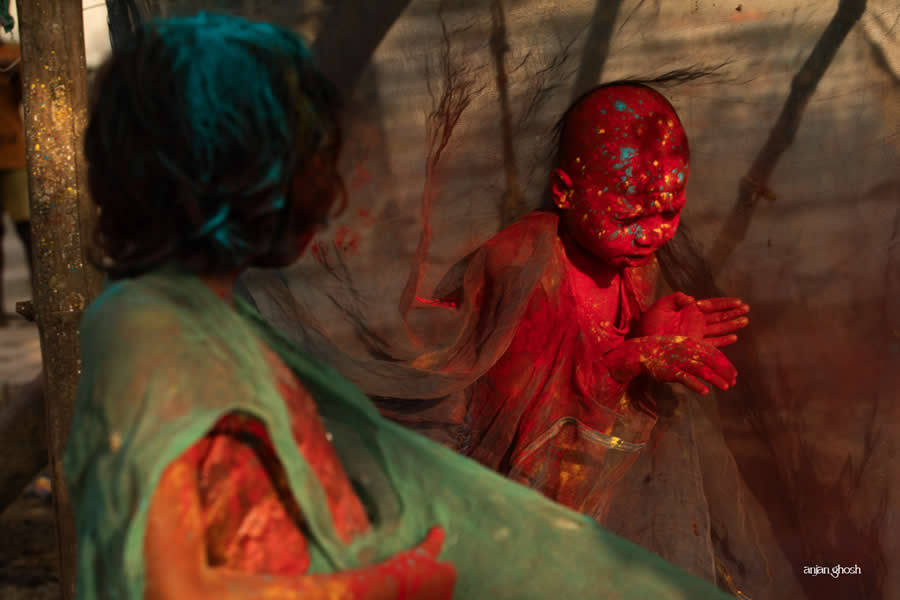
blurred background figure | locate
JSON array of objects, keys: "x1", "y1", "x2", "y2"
[{"x1": 0, "y1": 37, "x2": 30, "y2": 327}]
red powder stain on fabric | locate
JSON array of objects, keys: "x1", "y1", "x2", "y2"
[
  {"x1": 197, "y1": 415, "x2": 313, "y2": 576},
  {"x1": 350, "y1": 164, "x2": 371, "y2": 190},
  {"x1": 416, "y1": 296, "x2": 457, "y2": 308},
  {"x1": 356, "y1": 208, "x2": 376, "y2": 227},
  {"x1": 692, "y1": 521, "x2": 700, "y2": 536},
  {"x1": 335, "y1": 225, "x2": 361, "y2": 256},
  {"x1": 223, "y1": 497, "x2": 312, "y2": 575},
  {"x1": 311, "y1": 241, "x2": 333, "y2": 271},
  {"x1": 266, "y1": 351, "x2": 371, "y2": 543}
]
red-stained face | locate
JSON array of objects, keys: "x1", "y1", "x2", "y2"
[{"x1": 551, "y1": 84, "x2": 689, "y2": 269}]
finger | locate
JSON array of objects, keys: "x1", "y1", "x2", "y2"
[
  {"x1": 683, "y1": 343, "x2": 737, "y2": 383},
  {"x1": 705, "y1": 334, "x2": 738, "y2": 347},
  {"x1": 705, "y1": 307, "x2": 750, "y2": 324},
  {"x1": 696, "y1": 297, "x2": 744, "y2": 311},
  {"x1": 704, "y1": 369, "x2": 732, "y2": 391},
  {"x1": 423, "y1": 562, "x2": 458, "y2": 600},
  {"x1": 673, "y1": 370, "x2": 709, "y2": 395},
  {"x1": 681, "y1": 360, "x2": 731, "y2": 391},
  {"x1": 416, "y1": 527, "x2": 446, "y2": 558},
  {"x1": 702, "y1": 351, "x2": 738, "y2": 384},
  {"x1": 697, "y1": 298, "x2": 747, "y2": 313},
  {"x1": 705, "y1": 317, "x2": 749, "y2": 336}
]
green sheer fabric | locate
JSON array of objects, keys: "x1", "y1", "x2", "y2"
[{"x1": 64, "y1": 267, "x2": 731, "y2": 599}]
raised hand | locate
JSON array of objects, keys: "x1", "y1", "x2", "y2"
[
  {"x1": 638, "y1": 292, "x2": 749, "y2": 347},
  {"x1": 606, "y1": 335, "x2": 738, "y2": 395},
  {"x1": 354, "y1": 527, "x2": 457, "y2": 600},
  {"x1": 695, "y1": 297, "x2": 750, "y2": 346}
]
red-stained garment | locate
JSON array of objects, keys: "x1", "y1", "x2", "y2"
[
  {"x1": 468, "y1": 222, "x2": 658, "y2": 519},
  {"x1": 186, "y1": 347, "x2": 371, "y2": 576},
  {"x1": 379, "y1": 211, "x2": 660, "y2": 521}
]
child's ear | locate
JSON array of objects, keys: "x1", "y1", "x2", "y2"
[{"x1": 550, "y1": 169, "x2": 574, "y2": 210}]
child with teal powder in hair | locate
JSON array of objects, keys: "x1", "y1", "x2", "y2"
[{"x1": 65, "y1": 13, "x2": 734, "y2": 600}]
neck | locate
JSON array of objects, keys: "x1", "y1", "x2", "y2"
[{"x1": 558, "y1": 229, "x2": 619, "y2": 286}]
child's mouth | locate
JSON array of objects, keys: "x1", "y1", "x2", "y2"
[{"x1": 622, "y1": 254, "x2": 653, "y2": 265}]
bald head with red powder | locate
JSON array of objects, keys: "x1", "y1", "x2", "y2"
[{"x1": 550, "y1": 84, "x2": 689, "y2": 268}]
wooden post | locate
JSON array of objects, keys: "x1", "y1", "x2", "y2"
[{"x1": 16, "y1": 0, "x2": 103, "y2": 598}]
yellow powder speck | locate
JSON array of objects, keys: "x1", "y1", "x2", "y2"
[
  {"x1": 109, "y1": 432, "x2": 122, "y2": 452},
  {"x1": 34, "y1": 144, "x2": 40, "y2": 151}
]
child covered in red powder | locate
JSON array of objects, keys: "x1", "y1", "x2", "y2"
[
  {"x1": 445, "y1": 82, "x2": 750, "y2": 519},
  {"x1": 317, "y1": 82, "x2": 752, "y2": 521}
]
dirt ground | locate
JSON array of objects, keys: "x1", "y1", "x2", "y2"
[
  {"x1": 0, "y1": 213, "x2": 55, "y2": 600},
  {"x1": 0, "y1": 492, "x2": 59, "y2": 600}
]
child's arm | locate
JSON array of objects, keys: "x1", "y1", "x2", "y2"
[{"x1": 143, "y1": 441, "x2": 456, "y2": 600}]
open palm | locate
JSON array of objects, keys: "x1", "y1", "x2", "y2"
[{"x1": 638, "y1": 293, "x2": 749, "y2": 347}]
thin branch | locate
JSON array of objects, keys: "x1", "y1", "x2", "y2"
[
  {"x1": 516, "y1": 27, "x2": 581, "y2": 132},
  {"x1": 398, "y1": 2, "x2": 484, "y2": 325},
  {"x1": 707, "y1": 0, "x2": 868, "y2": 274}
]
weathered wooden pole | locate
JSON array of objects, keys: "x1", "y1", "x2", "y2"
[{"x1": 16, "y1": 0, "x2": 104, "y2": 597}]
